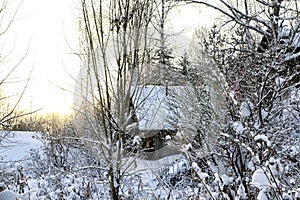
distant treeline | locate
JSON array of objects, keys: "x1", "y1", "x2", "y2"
[{"x1": 1, "y1": 112, "x2": 75, "y2": 135}]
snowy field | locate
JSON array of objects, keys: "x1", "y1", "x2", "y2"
[{"x1": 0, "y1": 131, "x2": 42, "y2": 164}]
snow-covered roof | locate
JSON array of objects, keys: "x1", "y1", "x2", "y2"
[{"x1": 132, "y1": 85, "x2": 181, "y2": 131}]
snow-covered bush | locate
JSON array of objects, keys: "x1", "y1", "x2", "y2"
[
  {"x1": 159, "y1": 157, "x2": 191, "y2": 187},
  {"x1": 178, "y1": 1, "x2": 300, "y2": 199}
]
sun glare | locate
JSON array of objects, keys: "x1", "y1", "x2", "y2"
[
  {"x1": 42, "y1": 101, "x2": 73, "y2": 116},
  {"x1": 1, "y1": 0, "x2": 79, "y2": 116},
  {"x1": 2, "y1": 0, "x2": 214, "y2": 117}
]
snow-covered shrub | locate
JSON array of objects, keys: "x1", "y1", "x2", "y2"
[
  {"x1": 184, "y1": 2, "x2": 300, "y2": 198},
  {"x1": 159, "y1": 157, "x2": 191, "y2": 187}
]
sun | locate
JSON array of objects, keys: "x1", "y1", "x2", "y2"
[
  {"x1": 30, "y1": 86, "x2": 74, "y2": 116},
  {"x1": 41, "y1": 97, "x2": 73, "y2": 116}
]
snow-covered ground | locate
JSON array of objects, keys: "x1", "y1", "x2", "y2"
[
  {"x1": 1, "y1": 129, "x2": 298, "y2": 199},
  {"x1": 0, "y1": 131, "x2": 42, "y2": 165},
  {"x1": 0, "y1": 131, "x2": 43, "y2": 199},
  {"x1": 0, "y1": 189, "x2": 19, "y2": 200},
  {"x1": 0, "y1": 131, "x2": 188, "y2": 199}
]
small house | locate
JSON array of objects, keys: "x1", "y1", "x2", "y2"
[{"x1": 132, "y1": 85, "x2": 180, "y2": 160}]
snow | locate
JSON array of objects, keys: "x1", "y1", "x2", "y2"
[
  {"x1": 289, "y1": 145, "x2": 299, "y2": 156},
  {"x1": 229, "y1": 90, "x2": 238, "y2": 105},
  {"x1": 165, "y1": 135, "x2": 171, "y2": 140},
  {"x1": 261, "y1": 109, "x2": 268, "y2": 120},
  {"x1": 254, "y1": 134, "x2": 271, "y2": 147},
  {"x1": 133, "y1": 85, "x2": 194, "y2": 132},
  {"x1": 167, "y1": 158, "x2": 190, "y2": 176},
  {"x1": 0, "y1": 131, "x2": 42, "y2": 164},
  {"x1": 0, "y1": 190, "x2": 19, "y2": 200},
  {"x1": 134, "y1": 154, "x2": 183, "y2": 172},
  {"x1": 268, "y1": 157, "x2": 280, "y2": 177},
  {"x1": 221, "y1": 174, "x2": 232, "y2": 187},
  {"x1": 132, "y1": 135, "x2": 141, "y2": 145},
  {"x1": 275, "y1": 77, "x2": 286, "y2": 88},
  {"x1": 251, "y1": 168, "x2": 270, "y2": 190},
  {"x1": 240, "y1": 101, "x2": 252, "y2": 117},
  {"x1": 257, "y1": 189, "x2": 268, "y2": 200},
  {"x1": 220, "y1": 132, "x2": 230, "y2": 138},
  {"x1": 290, "y1": 178, "x2": 296, "y2": 185},
  {"x1": 247, "y1": 160, "x2": 255, "y2": 171},
  {"x1": 237, "y1": 184, "x2": 247, "y2": 199},
  {"x1": 191, "y1": 162, "x2": 208, "y2": 180},
  {"x1": 269, "y1": 157, "x2": 275, "y2": 164},
  {"x1": 282, "y1": 192, "x2": 293, "y2": 200},
  {"x1": 254, "y1": 122, "x2": 260, "y2": 129},
  {"x1": 212, "y1": 173, "x2": 222, "y2": 188},
  {"x1": 133, "y1": 85, "x2": 176, "y2": 131},
  {"x1": 198, "y1": 172, "x2": 209, "y2": 180},
  {"x1": 232, "y1": 121, "x2": 246, "y2": 134},
  {"x1": 126, "y1": 122, "x2": 138, "y2": 131},
  {"x1": 295, "y1": 188, "x2": 300, "y2": 198},
  {"x1": 182, "y1": 143, "x2": 192, "y2": 153},
  {"x1": 27, "y1": 179, "x2": 39, "y2": 192},
  {"x1": 278, "y1": 27, "x2": 300, "y2": 48}
]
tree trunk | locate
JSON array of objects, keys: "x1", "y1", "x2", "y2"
[{"x1": 109, "y1": 166, "x2": 119, "y2": 200}]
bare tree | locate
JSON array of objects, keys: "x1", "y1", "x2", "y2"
[
  {"x1": 0, "y1": 0, "x2": 29, "y2": 130},
  {"x1": 75, "y1": 0, "x2": 163, "y2": 199},
  {"x1": 0, "y1": 0, "x2": 36, "y2": 192}
]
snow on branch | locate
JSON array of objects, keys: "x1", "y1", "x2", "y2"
[{"x1": 283, "y1": 51, "x2": 300, "y2": 63}]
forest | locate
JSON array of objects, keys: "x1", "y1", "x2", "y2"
[{"x1": 0, "y1": 0, "x2": 299, "y2": 199}]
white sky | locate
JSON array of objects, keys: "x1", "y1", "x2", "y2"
[
  {"x1": 1, "y1": 1, "x2": 216, "y2": 115},
  {"x1": 2, "y1": 0, "x2": 80, "y2": 115}
]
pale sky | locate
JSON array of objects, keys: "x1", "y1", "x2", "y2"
[
  {"x1": 2, "y1": 0, "x2": 80, "y2": 115},
  {"x1": 1, "y1": 1, "x2": 215, "y2": 115}
]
